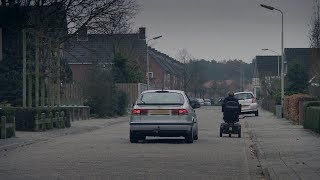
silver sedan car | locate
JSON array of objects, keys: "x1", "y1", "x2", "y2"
[
  {"x1": 130, "y1": 90, "x2": 199, "y2": 143},
  {"x1": 234, "y1": 91, "x2": 258, "y2": 116}
]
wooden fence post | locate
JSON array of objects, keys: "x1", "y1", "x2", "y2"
[
  {"x1": 60, "y1": 111, "x2": 65, "y2": 128},
  {"x1": 1, "y1": 116, "x2": 6, "y2": 139},
  {"x1": 48, "y1": 112, "x2": 53, "y2": 129},
  {"x1": 77, "y1": 108, "x2": 80, "y2": 121},
  {"x1": 12, "y1": 116, "x2": 16, "y2": 137},
  {"x1": 55, "y1": 112, "x2": 59, "y2": 128},
  {"x1": 40, "y1": 113, "x2": 46, "y2": 130},
  {"x1": 34, "y1": 114, "x2": 39, "y2": 131},
  {"x1": 72, "y1": 108, "x2": 75, "y2": 121}
]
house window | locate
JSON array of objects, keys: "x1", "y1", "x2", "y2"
[
  {"x1": 167, "y1": 73, "x2": 170, "y2": 82},
  {"x1": 148, "y1": 72, "x2": 154, "y2": 79}
]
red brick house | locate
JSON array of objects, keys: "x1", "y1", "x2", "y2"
[
  {"x1": 66, "y1": 27, "x2": 147, "y2": 82},
  {"x1": 148, "y1": 47, "x2": 183, "y2": 90},
  {"x1": 66, "y1": 27, "x2": 183, "y2": 91}
]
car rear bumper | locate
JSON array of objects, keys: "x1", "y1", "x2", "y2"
[
  {"x1": 240, "y1": 103, "x2": 258, "y2": 113},
  {"x1": 130, "y1": 122, "x2": 193, "y2": 137}
]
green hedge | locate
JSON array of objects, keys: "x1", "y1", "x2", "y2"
[
  {"x1": 3, "y1": 107, "x2": 71, "y2": 131},
  {"x1": 0, "y1": 107, "x2": 16, "y2": 138},
  {"x1": 303, "y1": 101, "x2": 320, "y2": 130},
  {"x1": 304, "y1": 106, "x2": 320, "y2": 133},
  {"x1": 0, "y1": 107, "x2": 15, "y2": 122}
]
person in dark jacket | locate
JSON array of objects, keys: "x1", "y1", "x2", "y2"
[
  {"x1": 223, "y1": 92, "x2": 239, "y2": 106},
  {"x1": 222, "y1": 92, "x2": 241, "y2": 121}
]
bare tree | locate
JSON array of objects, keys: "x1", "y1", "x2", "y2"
[
  {"x1": 176, "y1": 49, "x2": 194, "y2": 92},
  {"x1": 9, "y1": 0, "x2": 140, "y2": 38},
  {"x1": 310, "y1": 0, "x2": 320, "y2": 48},
  {"x1": 309, "y1": 0, "x2": 320, "y2": 81},
  {"x1": 0, "y1": 0, "x2": 140, "y2": 107}
]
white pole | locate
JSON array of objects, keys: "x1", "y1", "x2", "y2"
[
  {"x1": 280, "y1": 10, "x2": 284, "y2": 107},
  {"x1": 277, "y1": 55, "x2": 280, "y2": 77},
  {"x1": 146, "y1": 44, "x2": 149, "y2": 90}
]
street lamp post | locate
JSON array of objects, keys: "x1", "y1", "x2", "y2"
[
  {"x1": 260, "y1": 4, "x2": 285, "y2": 108},
  {"x1": 261, "y1": 48, "x2": 280, "y2": 77},
  {"x1": 146, "y1": 35, "x2": 162, "y2": 90}
]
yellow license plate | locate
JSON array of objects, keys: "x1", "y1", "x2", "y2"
[{"x1": 149, "y1": 110, "x2": 170, "y2": 115}]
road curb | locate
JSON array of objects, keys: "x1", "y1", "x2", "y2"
[
  {"x1": 0, "y1": 117, "x2": 129, "y2": 154},
  {"x1": 0, "y1": 139, "x2": 40, "y2": 154},
  {"x1": 245, "y1": 121, "x2": 273, "y2": 180}
]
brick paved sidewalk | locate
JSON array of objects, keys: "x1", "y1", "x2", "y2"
[
  {"x1": 245, "y1": 109, "x2": 320, "y2": 180},
  {"x1": 0, "y1": 116, "x2": 128, "y2": 153}
]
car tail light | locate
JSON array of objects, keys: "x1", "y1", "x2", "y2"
[
  {"x1": 131, "y1": 109, "x2": 141, "y2": 115},
  {"x1": 171, "y1": 109, "x2": 189, "y2": 115},
  {"x1": 252, "y1": 98, "x2": 257, "y2": 103},
  {"x1": 131, "y1": 109, "x2": 148, "y2": 115}
]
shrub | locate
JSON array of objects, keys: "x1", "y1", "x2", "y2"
[
  {"x1": 261, "y1": 98, "x2": 276, "y2": 113},
  {"x1": 304, "y1": 106, "x2": 320, "y2": 133},
  {"x1": 283, "y1": 94, "x2": 314, "y2": 123},
  {"x1": 303, "y1": 101, "x2": 320, "y2": 129},
  {"x1": 116, "y1": 91, "x2": 128, "y2": 116},
  {"x1": 14, "y1": 107, "x2": 70, "y2": 131},
  {"x1": 0, "y1": 107, "x2": 16, "y2": 138}
]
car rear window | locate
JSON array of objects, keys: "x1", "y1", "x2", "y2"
[
  {"x1": 138, "y1": 92, "x2": 185, "y2": 105},
  {"x1": 234, "y1": 93, "x2": 253, "y2": 100}
]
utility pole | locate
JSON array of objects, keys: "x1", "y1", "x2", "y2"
[
  {"x1": 22, "y1": 29, "x2": 27, "y2": 108},
  {"x1": 0, "y1": 28, "x2": 3, "y2": 61},
  {"x1": 260, "y1": 4, "x2": 285, "y2": 111},
  {"x1": 146, "y1": 35, "x2": 162, "y2": 90},
  {"x1": 27, "y1": 35, "x2": 32, "y2": 107},
  {"x1": 56, "y1": 42, "x2": 61, "y2": 106},
  {"x1": 35, "y1": 35, "x2": 39, "y2": 107}
]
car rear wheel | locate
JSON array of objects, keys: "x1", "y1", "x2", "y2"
[
  {"x1": 193, "y1": 133, "x2": 198, "y2": 140},
  {"x1": 255, "y1": 110, "x2": 259, "y2": 116},
  {"x1": 185, "y1": 129, "x2": 194, "y2": 143},
  {"x1": 130, "y1": 132, "x2": 138, "y2": 143}
]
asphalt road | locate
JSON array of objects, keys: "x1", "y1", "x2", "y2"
[{"x1": 0, "y1": 106, "x2": 264, "y2": 180}]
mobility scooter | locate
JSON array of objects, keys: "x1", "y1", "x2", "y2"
[{"x1": 220, "y1": 101, "x2": 241, "y2": 138}]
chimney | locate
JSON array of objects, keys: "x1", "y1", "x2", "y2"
[
  {"x1": 138, "y1": 27, "x2": 146, "y2": 40},
  {"x1": 77, "y1": 25, "x2": 88, "y2": 41}
]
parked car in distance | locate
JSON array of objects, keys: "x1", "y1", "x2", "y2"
[
  {"x1": 190, "y1": 98, "x2": 201, "y2": 108},
  {"x1": 210, "y1": 98, "x2": 215, "y2": 105},
  {"x1": 196, "y1": 98, "x2": 205, "y2": 106},
  {"x1": 204, "y1": 99, "x2": 211, "y2": 106},
  {"x1": 130, "y1": 90, "x2": 199, "y2": 143},
  {"x1": 234, "y1": 91, "x2": 258, "y2": 116},
  {"x1": 215, "y1": 97, "x2": 224, "y2": 106}
]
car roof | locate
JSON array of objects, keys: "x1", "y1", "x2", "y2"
[
  {"x1": 141, "y1": 90, "x2": 185, "y2": 94},
  {"x1": 234, "y1": 91, "x2": 253, "y2": 95}
]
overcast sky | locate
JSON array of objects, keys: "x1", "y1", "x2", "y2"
[{"x1": 134, "y1": 0, "x2": 315, "y2": 63}]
